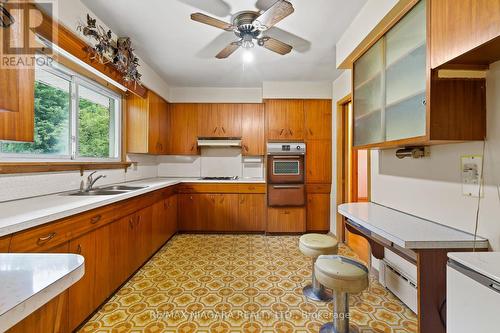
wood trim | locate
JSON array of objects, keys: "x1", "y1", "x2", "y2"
[
  {"x1": 0, "y1": 162, "x2": 132, "y2": 175},
  {"x1": 32, "y1": 3, "x2": 147, "y2": 98},
  {"x1": 338, "y1": 0, "x2": 419, "y2": 69},
  {"x1": 335, "y1": 94, "x2": 351, "y2": 242}
]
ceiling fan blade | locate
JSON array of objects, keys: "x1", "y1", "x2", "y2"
[
  {"x1": 216, "y1": 42, "x2": 240, "y2": 59},
  {"x1": 261, "y1": 37, "x2": 292, "y2": 55},
  {"x1": 191, "y1": 13, "x2": 233, "y2": 31},
  {"x1": 266, "y1": 27, "x2": 311, "y2": 53},
  {"x1": 255, "y1": 0, "x2": 278, "y2": 11},
  {"x1": 196, "y1": 32, "x2": 239, "y2": 59},
  {"x1": 253, "y1": 0, "x2": 294, "y2": 30},
  {"x1": 179, "y1": 0, "x2": 231, "y2": 17}
]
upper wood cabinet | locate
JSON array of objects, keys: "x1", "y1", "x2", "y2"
[
  {"x1": 266, "y1": 99, "x2": 305, "y2": 141},
  {"x1": 198, "y1": 104, "x2": 242, "y2": 137},
  {"x1": 0, "y1": 16, "x2": 35, "y2": 142},
  {"x1": 353, "y1": 0, "x2": 486, "y2": 149},
  {"x1": 430, "y1": 0, "x2": 500, "y2": 68},
  {"x1": 305, "y1": 99, "x2": 332, "y2": 140},
  {"x1": 241, "y1": 104, "x2": 265, "y2": 156},
  {"x1": 127, "y1": 90, "x2": 169, "y2": 154},
  {"x1": 166, "y1": 103, "x2": 199, "y2": 155}
]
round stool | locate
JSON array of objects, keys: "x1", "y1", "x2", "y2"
[
  {"x1": 299, "y1": 233, "x2": 338, "y2": 302},
  {"x1": 315, "y1": 255, "x2": 369, "y2": 333}
]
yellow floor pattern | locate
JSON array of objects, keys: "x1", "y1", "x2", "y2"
[{"x1": 80, "y1": 234, "x2": 417, "y2": 333}]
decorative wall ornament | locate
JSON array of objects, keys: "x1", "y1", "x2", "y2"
[
  {"x1": 77, "y1": 14, "x2": 142, "y2": 85},
  {"x1": 0, "y1": 0, "x2": 15, "y2": 28}
]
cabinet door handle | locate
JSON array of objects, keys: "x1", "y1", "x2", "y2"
[
  {"x1": 90, "y1": 215, "x2": 101, "y2": 224},
  {"x1": 221, "y1": 127, "x2": 226, "y2": 134},
  {"x1": 283, "y1": 211, "x2": 290, "y2": 215},
  {"x1": 37, "y1": 232, "x2": 56, "y2": 245},
  {"x1": 129, "y1": 218, "x2": 135, "y2": 229},
  {"x1": 288, "y1": 129, "x2": 293, "y2": 136},
  {"x1": 273, "y1": 185, "x2": 302, "y2": 189},
  {"x1": 213, "y1": 127, "x2": 218, "y2": 134},
  {"x1": 308, "y1": 128, "x2": 313, "y2": 135},
  {"x1": 190, "y1": 143, "x2": 195, "y2": 151},
  {"x1": 76, "y1": 244, "x2": 82, "y2": 254},
  {"x1": 279, "y1": 128, "x2": 285, "y2": 136},
  {"x1": 137, "y1": 215, "x2": 142, "y2": 224}
]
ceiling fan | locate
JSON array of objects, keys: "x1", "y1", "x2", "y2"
[{"x1": 190, "y1": 0, "x2": 295, "y2": 59}]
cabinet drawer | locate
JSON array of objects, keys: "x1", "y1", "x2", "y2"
[
  {"x1": 10, "y1": 205, "x2": 117, "y2": 253},
  {"x1": 177, "y1": 183, "x2": 266, "y2": 194}
]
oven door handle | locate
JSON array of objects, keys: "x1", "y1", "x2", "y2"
[
  {"x1": 271, "y1": 156, "x2": 302, "y2": 159},
  {"x1": 272, "y1": 185, "x2": 303, "y2": 189}
]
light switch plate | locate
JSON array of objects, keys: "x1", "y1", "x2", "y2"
[{"x1": 461, "y1": 155, "x2": 483, "y2": 197}]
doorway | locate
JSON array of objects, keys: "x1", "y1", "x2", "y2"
[{"x1": 336, "y1": 95, "x2": 370, "y2": 263}]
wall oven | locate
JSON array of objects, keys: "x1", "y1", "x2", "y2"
[{"x1": 267, "y1": 143, "x2": 306, "y2": 207}]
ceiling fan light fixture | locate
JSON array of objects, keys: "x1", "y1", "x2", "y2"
[
  {"x1": 241, "y1": 34, "x2": 255, "y2": 49},
  {"x1": 242, "y1": 50, "x2": 254, "y2": 63}
]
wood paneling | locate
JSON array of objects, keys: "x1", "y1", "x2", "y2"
[
  {"x1": 68, "y1": 232, "x2": 96, "y2": 331},
  {"x1": 176, "y1": 183, "x2": 266, "y2": 194},
  {"x1": 305, "y1": 100, "x2": 332, "y2": 140},
  {"x1": 430, "y1": 0, "x2": 500, "y2": 68},
  {"x1": 127, "y1": 91, "x2": 169, "y2": 155},
  {"x1": 266, "y1": 99, "x2": 304, "y2": 140},
  {"x1": 429, "y1": 76, "x2": 486, "y2": 141},
  {"x1": 267, "y1": 207, "x2": 306, "y2": 233},
  {"x1": 237, "y1": 194, "x2": 266, "y2": 232},
  {"x1": 306, "y1": 193, "x2": 330, "y2": 232},
  {"x1": 306, "y1": 140, "x2": 332, "y2": 183},
  {"x1": 241, "y1": 104, "x2": 265, "y2": 155},
  {"x1": 167, "y1": 103, "x2": 199, "y2": 155}
]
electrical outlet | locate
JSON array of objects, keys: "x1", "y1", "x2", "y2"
[{"x1": 461, "y1": 155, "x2": 483, "y2": 197}]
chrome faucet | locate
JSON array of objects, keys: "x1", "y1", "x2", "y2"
[{"x1": 85, "y1": 171, "x2": 106, "y2": 192}]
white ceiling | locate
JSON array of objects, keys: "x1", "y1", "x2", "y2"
[{"x1": 81, "y1": 0, "x2": 367, "y2": 87}]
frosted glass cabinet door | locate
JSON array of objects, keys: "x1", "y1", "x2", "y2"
[
  {"x1": 385, "y1": 0, "x2": 427, "y2": 141},
  {"x1": 354, "y1": 39, "x2": 384, "y2": 146}
]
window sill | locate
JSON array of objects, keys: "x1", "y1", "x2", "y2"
[{"x1": 0, "y1": 162, "x2": 132, "y2": 175}]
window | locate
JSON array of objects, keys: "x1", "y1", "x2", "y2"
[{"x1": 0, "y1": 58, "x2": 122, "y2": 161}]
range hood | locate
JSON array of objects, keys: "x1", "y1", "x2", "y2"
[{"x1": 197, "y1": 137, "x2": 242, "y2": 147}]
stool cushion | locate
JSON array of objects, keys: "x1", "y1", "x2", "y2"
[
  {"x1": 315, "y1": 255, "x2": 369, "y2": 294},
  {"x1": 299, "y1": 234, "x2": 338, "y2": 258}
]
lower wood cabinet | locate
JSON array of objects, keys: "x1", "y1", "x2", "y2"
[
  {"x1": 267, "y1": 207, "x2": 306, "y2": 233},
  {"x1": 6, "y1": 190, "x2": 177, "y2": 333},
  {"x1": 306, "y1": 193, "x2": 331, "y2": 232},
  {"x1": 178, "y1": 192, "x2": 266, "y2": 232}
]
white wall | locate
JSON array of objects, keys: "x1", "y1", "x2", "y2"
[
  {"x1": 263, "y1": 81, "x2": 333, "y2": 99},
  {"x1": 168, "y1": 87, "x2": 262, "y2": 103},
  {"x1": 336, "y1": 0, "x2": 399, "y2": 67}
]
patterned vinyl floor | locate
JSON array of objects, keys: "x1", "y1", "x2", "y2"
[{"x1": 79, "y1": 234, "x2": 417, "y2": 333}]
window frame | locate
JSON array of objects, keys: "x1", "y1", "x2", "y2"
[{"x1": 0, "y1": 59, "x2": 123, "y2": 163}]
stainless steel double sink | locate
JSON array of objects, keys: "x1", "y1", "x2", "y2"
[{"x1": 68, "y1": 185, "x2": 148, "y2": 196}]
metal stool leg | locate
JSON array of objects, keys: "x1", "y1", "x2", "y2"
[
  {"x1": 319, "y1": 291, "x2": 354, "y2": 333},
  {"x1": 303, "y1": 257, "x2": 333, "y2": 302}
]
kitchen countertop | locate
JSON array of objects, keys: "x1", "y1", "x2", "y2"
[
  {"x1": 338, "y1": 202, "x2": 489, "y2": 250},
  {"x1": 448, "y1": 252, "x2": 500, "y2": 283},
  {"x1": 0, "y1": 253, "x2": 84, "y2": 331},
  {"x1": 0, "y1": 177, "x2": 266, "y2": 237}
]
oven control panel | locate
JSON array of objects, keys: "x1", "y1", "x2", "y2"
[{"x1": 267, "y1": 142, "x2": 306, "y2": 155}]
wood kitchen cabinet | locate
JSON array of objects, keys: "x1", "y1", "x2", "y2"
[
  {"x1": 0, "y1": 10, "x2": 35, "y2": 142},
  {"x1": 306, "y1": 193, "x2": 331, "y2": 232},
  {"x1": 352, "y1": 0, "x2": 486, "y2": 149},
  {"x1": 430, "y1": 0, "x2": 500, "y2": 68},
  {"x1": 166, "y1": 103, "x2": 199, "y2": 155},
  {"x1": 305, "y1": 100, "x2": 332, "y2": 140},
  {"x1": 152, "y1": 195, "x2": 177, "y2": 251},
  {"x1": 266, "y1": 99, "x2": 304, "y2": 141},
  {"x1": 267, "y1": 207, "x2": 306, "y2": 233},
  {"x1": 306, "y1": 140, "x2": 332, "y2": 184},
  {"x1": 127, "y1": 90, "x2": 169, "y2": 154},
  {"x1": 198, "y1": 104, "x2": 242, "y2": 137},
  {"x1": 241, "y1": 104, "x2": 265, "y2": 155},
  {"x1": 68, "y1": 232, "x2": 97, "y2": 331},
  {"x1": 237, "y1": 194, "x2": 266, "y2": 232},
  {"x1": 133, "y1": 206, "x2": 153, "y2": 269}
]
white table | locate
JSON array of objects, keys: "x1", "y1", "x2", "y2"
[
  {"x1": 0, "y1": 254, "x2": 84, "y2": 331},
  {"x1": 338, "y1": 202, "x2": 489, "y2": 333}
]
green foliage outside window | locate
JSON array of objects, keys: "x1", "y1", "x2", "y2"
[{"x1": 78, "y1": 98, "x2": 111, "y2": 158}]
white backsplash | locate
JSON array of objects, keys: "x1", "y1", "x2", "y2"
[
  {"x1": 0, "y1": 150, "x2": 264, "y2": 202},
  {"x1": 201, "y1": 148, "x2": 242, "y2": 178}
]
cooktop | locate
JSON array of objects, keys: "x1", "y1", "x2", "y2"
[{"x1": 200, "y1": 176, "x2": 239, "y2": 181}]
